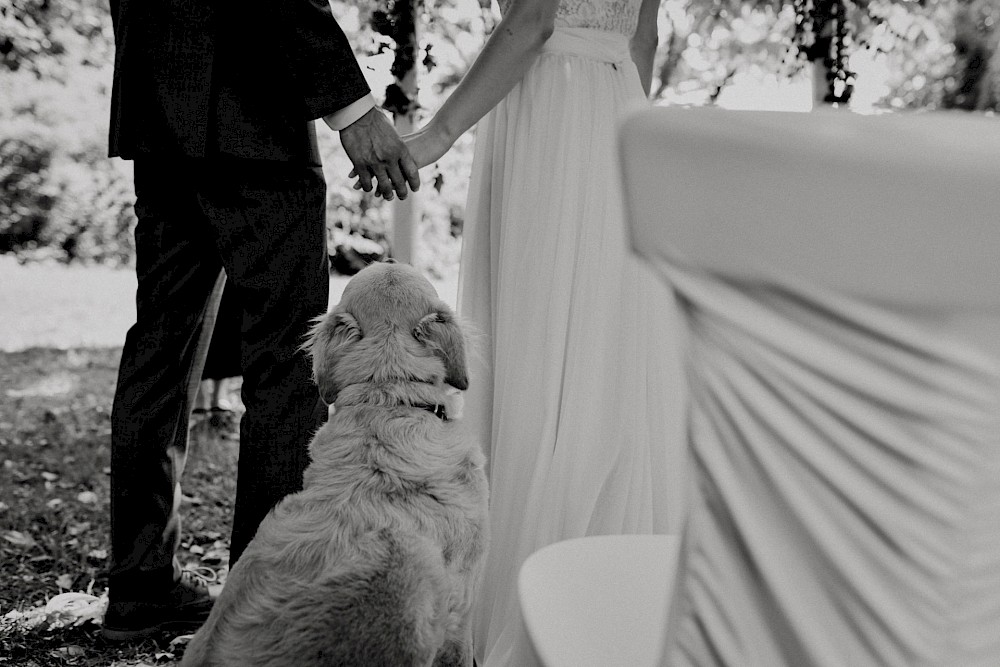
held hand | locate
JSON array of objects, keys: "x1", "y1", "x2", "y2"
[
  {"x1": 335, "y1": 107, "x2": 420, "y2": 201},
  {"x1": 402, "y1": 121, "x2": 454, "y2": 170},
  {"x1": 350, "y1": 120, "x2": 455, "y2": 192}
]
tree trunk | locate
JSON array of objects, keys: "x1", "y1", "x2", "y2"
[
  {"x1": 811, "y1": 60, "x2": 830, "y2": 107},
  {"x1": 387, "y1": 0, "x2": 421, "y2": 264},
  {"x1": 391, "y1": 78, "x2": 419, "y2": 264}
]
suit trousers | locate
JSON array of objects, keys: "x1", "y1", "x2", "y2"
[{"x1": 109, "y1": 157, "x2": 329, "y2": 600}]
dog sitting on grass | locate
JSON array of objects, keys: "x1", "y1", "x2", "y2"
[{"x1": 180, "y1": 262, "x2": 489, "y2": 667}]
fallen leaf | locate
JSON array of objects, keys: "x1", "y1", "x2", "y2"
[
  {"x1": 67, "y1": 521, "x2": 91, "y2": 536},
  {"x1": 56, "y1": 573, "x2": 74, "y2": 589},
  {"x1": 201, "y1": 546, "x2": 229, "y2": 564},
  {"x1": 188, "y1": 544, "x2": 205, "y2": 556},
  {"x1": 76, "y1": 491, "x2": 98, "y2": 504},
  {"x1": 42, "y1": 591, "x2": 108, "y2": 628},
  {"x1": 2, "y1": 530, "x2": 37, "y2": 549}
]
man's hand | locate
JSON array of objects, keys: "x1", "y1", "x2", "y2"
[{"x1": 331, "y1": 107, "x2": 420, "y2": 201}]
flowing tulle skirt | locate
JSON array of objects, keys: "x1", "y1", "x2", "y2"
[{"x1": 458, "y1": 28, "x2": 687, "y2": 666}]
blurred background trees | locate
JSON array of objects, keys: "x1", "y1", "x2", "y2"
[{"x1": 0, "y1": 0, "x2": 994, "y2": 274}]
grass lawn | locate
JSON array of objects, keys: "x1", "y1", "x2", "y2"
[
  {"x1": 0, "y1": 257, "x2": 457, "y2": 665},
  {"x1": 0, "y1": 346, "x2": 239, "y2": 666}
]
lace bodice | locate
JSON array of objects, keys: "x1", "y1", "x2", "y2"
[{"x1": 498, "y1": 0, "x2": 642, "y2": 37}]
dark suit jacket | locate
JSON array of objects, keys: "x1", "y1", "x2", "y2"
[{"x1": 108, "y1": 0, "x2": 371, "y2": 163}]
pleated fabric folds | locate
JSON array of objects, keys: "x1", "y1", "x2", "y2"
[{"x1": 650, "y1": 264, "x2": 1000, "y2": 667}]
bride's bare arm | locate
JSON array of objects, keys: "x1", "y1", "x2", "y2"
[
  {"x1": 630, "y1": 0, "x2": 660, "y2": 97},
  {"x1": 404, "y1": 0, "x2": 560, "y2": 168}
]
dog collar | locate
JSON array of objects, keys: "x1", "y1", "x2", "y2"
[
  {"x1": 413, "y1": 403, "x2": 448, "y2": 421},
  {"x1": 328, "y1": 402, "x2": 449, "y2": 421}
]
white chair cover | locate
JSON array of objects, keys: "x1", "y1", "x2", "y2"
[
  {"x1": 618, "y1": 108, "x2": 1000, "y2": 666},
  {"x1": 518, "y1": 535, "x2": 681, "y2": 667},
  {"x1": 656, "y1": 267, "x2": 1000, "y2": 666}
]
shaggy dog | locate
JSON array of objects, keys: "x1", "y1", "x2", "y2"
[{"x1": 180, "y1": 262, "x2": 489, "y2": 667}]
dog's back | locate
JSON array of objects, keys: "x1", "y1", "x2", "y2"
[{"x1": 181, "y1": 529, "x2": 450, "y2": 667}]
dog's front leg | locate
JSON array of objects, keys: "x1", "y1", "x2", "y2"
[
  {"x1": 433, "y1": 601, "x2": 474, "y2": 667},
  {"x1": 432, "y1": 633, "x2": 473, "y2": 667}
]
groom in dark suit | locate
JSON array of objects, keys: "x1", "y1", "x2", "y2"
[{"x1": 103, "y1": 0, "x2": 419, "y2": 641}]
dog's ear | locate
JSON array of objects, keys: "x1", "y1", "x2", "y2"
[
  {"x1": 413, "y1": 309, "x2": 469, "y2": 390},
  {"x1": 306, "y1": 311, "x2": 362, "y2": 404}
]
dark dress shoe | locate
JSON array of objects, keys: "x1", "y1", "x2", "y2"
[{"x1": 102, "y1": 578, "x2": 214, "y2": 642}]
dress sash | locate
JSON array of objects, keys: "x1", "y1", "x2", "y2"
[{"x1": 541, "y1": 27, "x2": 631, "y2": 65}]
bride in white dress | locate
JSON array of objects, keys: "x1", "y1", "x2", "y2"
[{"x1": 405, "y1": 0, "x2": 686, "y2": 663}]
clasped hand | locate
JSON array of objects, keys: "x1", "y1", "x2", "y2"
[
  {"x1": 335, "y1": 107, "x2": 455, "y2": 199},
  {"x1": 335, "y1": 107, "x2": 420, "y2": 201}
]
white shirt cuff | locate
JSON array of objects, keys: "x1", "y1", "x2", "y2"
[{"x1": 324, "y1": 94, "x2": 377, "y2": 131}]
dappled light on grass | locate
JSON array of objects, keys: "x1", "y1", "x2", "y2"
[{"x1": 0, "y1": 348, "x2": 240, "y2": 665}]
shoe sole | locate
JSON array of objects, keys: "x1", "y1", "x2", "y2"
[{"x1": 102, "y1": 619, "x2": 205, "y2": 642}]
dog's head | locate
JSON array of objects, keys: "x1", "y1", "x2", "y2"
[{"x1": 305, "y1": 262, "x2": 469, "y2": 405}]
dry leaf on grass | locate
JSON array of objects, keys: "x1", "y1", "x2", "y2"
[
  {"x1": 1, "y1": 591, "x2": 108, "y2": 631},
  {"x1": 2, "y1": 530, "x2": 37, "y2": 549}
]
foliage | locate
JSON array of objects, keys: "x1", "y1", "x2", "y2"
[
  {"x1": 941, "y1": 0, "x2": 1000, "y2": 109},
  {"x1": 652, "y1": 0, "x2": 950, "y2": 105},
  {"x1": 0, "y1": 0, "x2": 993, "y2": 272},
  {"x1": 0, "y1": 347, "x2": 239, "y2": 666},
  {"x1": 860, "y1": 0, "x2": 999, "y2": 112},
  {"x1": 0, "y1": 124, "x2": 57, "y2": 255},
  {"x1": 653, "y1": 0, "x2": 799, "y2": 104},
  {"x1": 372, "y1": 0, "x2": 422, "y2": 116},
  {"x1": 0, "y1": 0, "x2": 489, "y2": 276},
  {"x1": 0, "y1": 62, "x2": 135, "y2": 265},
  {"x1": 0, "y1": 0, "x2": 113, "y2": 79}
]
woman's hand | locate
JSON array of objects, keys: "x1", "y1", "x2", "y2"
[{"x1": 403, "y1": 120, "x2": 455, "y2": 170}]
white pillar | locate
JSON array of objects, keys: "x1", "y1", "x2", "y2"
[{"x1": 390, "y1": 7, "x2": 420, "y2": 265}]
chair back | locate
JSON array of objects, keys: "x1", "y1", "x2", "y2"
[
  {"x1": 619, "y1": 108, "x2": 1000, "y2": 667},
  {"x1": 620, "y1": 107, "x2": 1000, "y2": 311}
]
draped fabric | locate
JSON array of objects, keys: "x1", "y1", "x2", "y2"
[
  {"x1": 459, "y1": 27, "x2": 687, "y2": 667},
  {"x1": 646, "y1": 262, "x2": 1000, "y2": 666}
]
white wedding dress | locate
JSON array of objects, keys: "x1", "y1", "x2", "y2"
[{"x1": 457, "y1": 2, "x2": 687, "y2": 664}]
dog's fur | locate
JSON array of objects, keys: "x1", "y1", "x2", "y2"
[{"x1": 180, "y1": 262, "x2": 489, "y2": 667}]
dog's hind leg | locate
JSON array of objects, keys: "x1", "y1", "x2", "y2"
[{"x1": 248, "y1": 530, "x2": 450, "y2": 667}]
